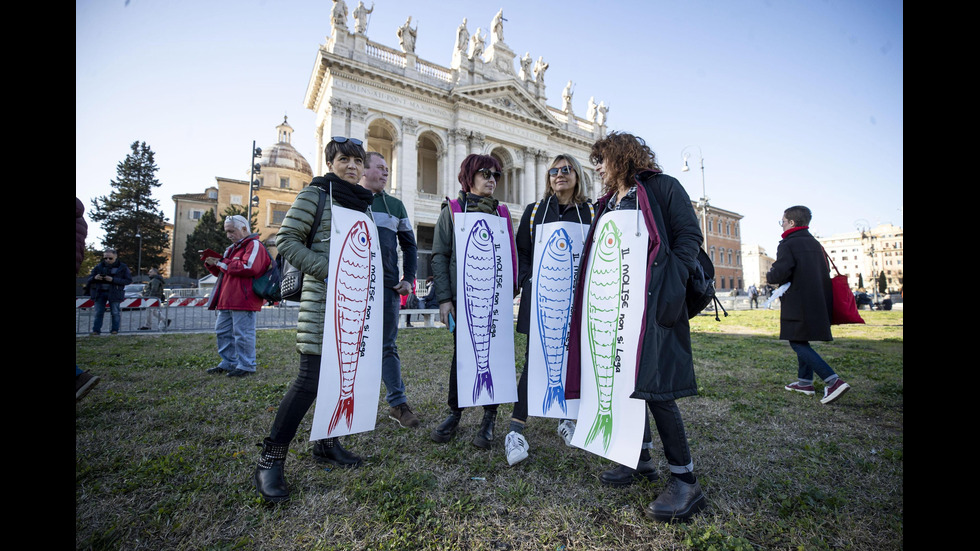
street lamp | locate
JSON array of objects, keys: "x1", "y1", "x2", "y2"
[
  {"x1": 855, "y1": 219, "x2": 879, "y2": 308},
  {"x1": 681, "y1": 145, "x2": 708, "y2": 252},
  {"x1": 246, "y1": 141, "x2": 262, "y2": 226}
]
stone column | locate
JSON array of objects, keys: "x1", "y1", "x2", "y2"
[
  {"x1": 521, "y1": 147, "x2": 535, "y2": 204},
  {"x1": 321, "y1": 97, "x2": 350, "y2": 175},
  {"x1": 469, "y1": 131, "x2": 485, "y2": 155},
  {"x1": 450, "y1": 129, "x2": 468, "y2": 197},
  {"x1": 400, "y1": 118, "x2": 419, "y2": 216},
  {"x1": 349, "y1": 103, "x2": 370, "y2": 144},
  {"x1": 535, "y1": 149, "x2": 549, "y2": 200}
]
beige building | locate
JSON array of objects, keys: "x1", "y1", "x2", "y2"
[
  {"x1": 170, "y1": 118, "x2": 314, "y2": 278},
  {"x1": 740, "y1": 244, "x2": 775, "y2": 291},
  {"x1": 818, "y1": 223, "x2": 903, "y2": 292}
]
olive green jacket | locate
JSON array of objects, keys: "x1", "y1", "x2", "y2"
[{"x1": 276, "y1": 184, "x2": 334, "y2": 355}]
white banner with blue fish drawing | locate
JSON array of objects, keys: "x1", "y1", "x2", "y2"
[
  {"x1": 453, "y1": 211, "x2": 517, "y2": 408},
  {"x1": 311, "y1": 205, "x2": 385, "y2": 440},
  {"x1": 527, "y1": 221, "x2": 591, "y2": 419},
  {"x1": 570, "y1": 209, "x2": 649, "y2": 467}
]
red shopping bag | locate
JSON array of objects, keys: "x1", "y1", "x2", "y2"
[{"x1": 825, "y1": 251, "x2": 864, "y2": 325}]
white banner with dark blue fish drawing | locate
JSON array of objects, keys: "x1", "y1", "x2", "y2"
[
  {"x1": 527, "y1": 221, "x2": 590, "y2": 419},
  {"x1": 311, "y1": 205, "x2": 384, "y2": 440},
  {"x1": 453, "y1": 211, "x2": 517, "y2": 408},
  {"x1": 571, "y1": 209, "x2": 649, "y2": 467}
]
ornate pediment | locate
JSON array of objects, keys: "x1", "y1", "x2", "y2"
[{"x1": 451, "y1": 81, "x2": 559, "y2": 129}]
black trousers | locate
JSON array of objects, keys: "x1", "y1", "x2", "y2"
[{"x1": 268, "y1": 354, "x2": 321, "y2": 445}]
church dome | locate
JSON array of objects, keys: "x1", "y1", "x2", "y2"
[{"x1": 260, "y1": 117, "x2": 313, "y2": 177}]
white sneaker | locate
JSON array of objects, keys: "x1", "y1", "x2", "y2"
[
  {"x1": 504, "y1": 431, "x2": 529, "y2": 466},
  {"x1": 557, "y1": 419, "x2": 576, "y2": 447}
]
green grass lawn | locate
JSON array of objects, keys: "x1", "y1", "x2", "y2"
[{"x1": 76, "y1": 309, "x2": 903, "y2": 550}]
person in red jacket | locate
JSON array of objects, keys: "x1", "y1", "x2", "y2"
[{"x1": 204, "y1": 214, "x2": 270, "y2": 378}]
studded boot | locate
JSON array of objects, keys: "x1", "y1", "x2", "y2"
[
  {"x1": 472, "y1": 409, "x2": 497, "y2": 449},
  {"x1": 253, "y1": 438, "x2": 290, "y2": 503},
  {"x1": 312, "y1": 437, "x2": 363, "y2": 468}
]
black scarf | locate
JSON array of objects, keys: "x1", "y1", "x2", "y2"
[{"x1": 311, "y1": 174, "x2": 374, "y2": 212}]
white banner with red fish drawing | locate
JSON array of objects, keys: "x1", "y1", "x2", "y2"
[
  {"x1": 311, "y1": 205, "x2": 384, "y2": 440},
  {"x1": 570, "y1": 209, "x2": 649, "y2": 467},
  {"x1": 453, "y1": 211, "x2": 517, "y2": 408},
  {"x1": 526, "y1": 221, "x2": 591, "y2": 420}
]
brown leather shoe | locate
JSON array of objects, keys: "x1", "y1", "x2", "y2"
[{"x1": 389, "y1": 403, "x2": 421, "y2": 428}]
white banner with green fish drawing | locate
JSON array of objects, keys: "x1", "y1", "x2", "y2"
[{"x1": 571, "y1": 209, "x2": 648, "y2": 467}]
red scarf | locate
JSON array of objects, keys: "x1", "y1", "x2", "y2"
[{"x1": 781, "y1": 225, "x2": 809, "y2": 239}]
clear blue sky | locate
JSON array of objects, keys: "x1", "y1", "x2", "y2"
[{"x1": 76, "y1": 0, "x2": 903, "y2": 257}]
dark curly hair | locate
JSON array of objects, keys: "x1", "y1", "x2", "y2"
[
  {"x1": 457, "y1": 154, "x2": 501, "y2": 193},
  {"x1": 589, "y1": 131, "x2": 661, "y2": 195}
]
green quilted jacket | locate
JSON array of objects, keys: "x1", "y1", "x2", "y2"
[{"x1": 276, "y1": 183, "x2": 334, "y2": 355}]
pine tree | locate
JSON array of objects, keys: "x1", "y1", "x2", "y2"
[
  {"x1": 877, "y1": 271, "x2": 888, "y2": 294},
  {"x1": 182, "y1": 209, "x2": 223, "y2": 279},
  {"x1": 181, "y1": 205, "x2": 260, "y2": 279},
  {"x1": 90, "y1": 141, "x2": 170, "y2": 275}
]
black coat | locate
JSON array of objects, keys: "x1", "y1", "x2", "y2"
[
  {"x1": 514, "y1": 196, "x2": 594, "y2": 334},
  {"x1": 766, "y1": 228, "x2": 833, "y2": 341}
]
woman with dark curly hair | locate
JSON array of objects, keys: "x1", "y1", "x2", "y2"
[
  {"x1": 429, "y1": 153, "x2": 517, "y2": 449},
  {"x1": 566, "y1": 131, "x2": 707, "y2": 522}
]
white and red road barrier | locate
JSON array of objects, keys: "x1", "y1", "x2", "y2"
[{"x1": 75, "y1": 297, "x2": 210, "y2": 308}]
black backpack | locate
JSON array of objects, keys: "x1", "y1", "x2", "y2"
[
  {"x1": 646, "y1": 175, "x2": 727, "y2": 321},
  {"x1": 252, "y1": 244, "x2": 282, "y2": 302}
]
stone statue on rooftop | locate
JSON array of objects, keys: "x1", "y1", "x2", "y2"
[
  {"x1": 397, "y1": 16, "x2": 417, "y2": 53},
  {"x1": 491, "y1": 9, "x2": 505, "y2": 44},
  {"x1": 468, "y1": 27, "x2": 485, "y2": 60},
  {"x1": 330, "y1": 0, "x2": 349, "y2": 34},
  {"x1": 456, "y1": 18, "x2": 469, "y2": 53},
  {"x1": 353, "y1": 1, "x2": 373, "y2": 34},
  {"x1": 533, "y1": 56, "x2": 549, "y2": 83}
]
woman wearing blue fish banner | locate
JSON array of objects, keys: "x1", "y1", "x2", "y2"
[
  {"x1": 252, "y1": 137, "x2": 375, "y2": 503},
  {"x1": 504, "y1": 154, "x2": 595, "y2": 466},
  {"x1": 430, "y1": 153, "x2": 518, "y2": 449},
  {"x1": 566, "y1": 132, "x2": 707, "y2": 522}
]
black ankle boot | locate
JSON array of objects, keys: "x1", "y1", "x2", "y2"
[
  {"x1": 254, "y1": 438, "x2": 290, "y2": 503},
  {"x1": 312, "y1": 437, "x2": 363, "y2": 468},
  {"x1": 431, "y1": 412, "x2": 461, "y2": 443},
  {"x1": 472, "y1": 409, "x2": 497, "y2": 449}
]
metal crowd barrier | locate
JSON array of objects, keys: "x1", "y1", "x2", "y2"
[{"x1": 75, "y1": 297, "x2": 299, "y2": 335}]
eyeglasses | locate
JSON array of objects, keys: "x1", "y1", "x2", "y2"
[
  {"x1": 476, "y1": 168, "x2": 501, "y2": 180},
  {"x1": 331, "y1": 136, "x2": 363, "y2": 146},
  {"x1": 548, "y1": 166, "x2": 572, "y2": 177}
]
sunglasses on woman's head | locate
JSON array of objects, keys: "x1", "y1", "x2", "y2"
[
  {"x1": 476, "y1": 168, "x2": 501, "y2": 180},
  {"x1": 331, "y1": 136, "x2": 363, "y2": 146},
  {"x1": 548, "y1": 166, "x2": 572, "y2": 176}
]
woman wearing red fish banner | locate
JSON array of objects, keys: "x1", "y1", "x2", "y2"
[
  {"x1": 253, "y1": 137, "x2": 374, "y2": 503},
  {"x1": 566, "y1": 132, "x2": 706, "y2": 522},
  {"x1": 429, "y1": 153, "x2": 517, "y2": 449}
]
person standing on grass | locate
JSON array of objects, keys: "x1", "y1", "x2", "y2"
[
  {"x1": 203, "y1": 215, "x2": 270, "y2": 378},
  {"x1": 356, "y1": 151, "x2": 422, "y2": 429},
  {"x1": 768, "y1": 205, "x2": 851, "y2": 404},
  {"x1": 87, "y1": 248, "x2": 133, "y2": 335},
  {"x1": 504, "y1": 153, "x2": 594, "y2": 466},
  {"x1": 566, "y1": 132, "x2": 706, "y2": 523},
  {"x1": 138, "y1": 267, "x2": 169, "y2": 331},
  {"x1": 253, "y1": 137, "x2": 374, "y2": 503}
]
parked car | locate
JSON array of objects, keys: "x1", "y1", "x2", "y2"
[{"x1": 124, "y1": 283, "x2": 146, "y2": 299}]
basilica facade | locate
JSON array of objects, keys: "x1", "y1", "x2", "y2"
[{"x1": 306, "y1": 6, "x2": 609, "y2": 279}]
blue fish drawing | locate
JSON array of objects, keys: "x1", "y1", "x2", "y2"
[
  {"x1": 584, "y1": 219, "x2": 622, "y2": 452},
  {"x1": 535, "y1": 227, "x2": 575, "y2": 415},
  {"x1": 463, "y1": 218, "x2": 497, "y2": 401}
]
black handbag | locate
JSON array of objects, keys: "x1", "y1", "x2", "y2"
[{"x1": 278, "y1": 186, "x2": 327, "y2": 302}]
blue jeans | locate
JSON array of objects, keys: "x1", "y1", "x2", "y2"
[
  {"x1": 92, "y1": 295, "x2": 121, "y2": 333},
  {"x1": 789, "y1": 341, "x2": 838, "y2": 383},
  {"x1": 215, "y1": 310, "x2": 257, "y2": 372},
  {"x1": 381, "y1": 287, "x2": 406, "y2": 407}
]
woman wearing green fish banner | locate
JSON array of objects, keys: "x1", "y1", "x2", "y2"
[{"x1": 566, "y1": 132, "x2": 707, "y2": 523}]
